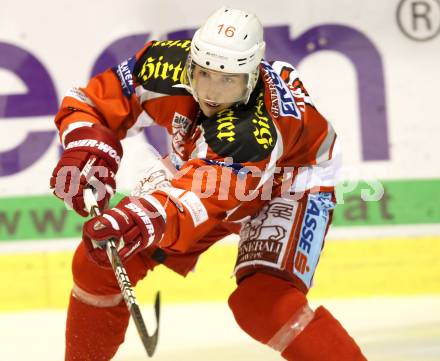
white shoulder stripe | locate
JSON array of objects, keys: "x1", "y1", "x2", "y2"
[
  {"x1": 255, "y1": 125, "x2": 284, "y2": 190},
  {"x1": 316, "y1": 122, "x2": 336, "y2": 164},
  {"x1": 190, "y1": 129, "x2": 208, "y2": 159},
  {"x1": 290, "y1": 138, "x2": 342, "y2": 193},
  {"x1": 135, "y1": 85, "x2": 169, "y2": 104}
]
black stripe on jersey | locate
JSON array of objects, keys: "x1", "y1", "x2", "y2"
[
  {"x1": 134, "y1": 40, "x2": 192, "y2": 96},
  {"x1": 202, "y1": 90, "x2": 277, "y2": 163}
]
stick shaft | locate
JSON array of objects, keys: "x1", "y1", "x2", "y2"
[{"x1": 84, "y1": 189, "x2": 160, "y2": 357}]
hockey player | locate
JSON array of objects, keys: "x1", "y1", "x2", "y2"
[{"x1": 50, "y1": 6, "x2": 367, "y2": 361}]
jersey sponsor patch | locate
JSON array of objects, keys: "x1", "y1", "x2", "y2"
[
  {"x1": 112, "y1": 56, "x2": 136, "y2": 98},
  {"x1": 135, "y1": 40, "x2": 191, "y2": 95},
  {"x1": 65, "y1": 87, "x2": 95, "y2": 107},
  {"x1": 179, "y1": 191, "x2": 208, "y2": 227},
  {"x1": 261, "y1": 60, "x2": 301, "y2": 120},
  {"x1": 271, "y1": 61, "x2": 315, "y2": 109},
  {"x1": 171, "y1": 112, "x2": 192, "y2": 156},
  {"x1": 293, "y1": 192, "x2": 335, "y2": 288},
  {"x1": 235, "y1": 199, "x2": 298, "y2": 273}
]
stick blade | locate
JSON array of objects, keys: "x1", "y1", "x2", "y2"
[{"x1": 130, "y1": 292, "x2": 161, "y2": 357}]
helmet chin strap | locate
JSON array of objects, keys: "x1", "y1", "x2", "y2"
[
  {"x1": 243, "y1": 68, "x2": 260, "y2": 104},
  {"x1": 173, "y1": 56, "x2": 201, "y2": 104}
]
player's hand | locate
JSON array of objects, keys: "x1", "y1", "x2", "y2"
[
  {"x1": 82, "y1": 196, "x2": 165, "y2": 267},
  {"x1": 50, "y1": 124, "x2": 123, "y2": 216}
]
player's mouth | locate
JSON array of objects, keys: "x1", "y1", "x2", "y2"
[
  {"x1": 199, "y1": 99, "x2": 231, "y2": 117},
  {"x1": 204, "y1": 100, "x2": 220, "y2": 108}
]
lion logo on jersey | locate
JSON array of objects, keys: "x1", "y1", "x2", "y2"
[{"x1": 237, "y1": 202, "x2": 295, "y2": 265}]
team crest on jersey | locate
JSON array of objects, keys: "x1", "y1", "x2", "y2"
[
  {"x1": 261, "y1": 60, "x2": 301, "y2": 120},
  {"x1": 112, "y1": 56, "x2": 136, "y2": 98}
]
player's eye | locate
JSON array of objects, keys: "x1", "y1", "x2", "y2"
[
  {"x1": 224, "y1": 75, "x2": 241, "y2": 85},
  {"x1": 199, "y1": 69, "x2": 209, "y2": 77}
]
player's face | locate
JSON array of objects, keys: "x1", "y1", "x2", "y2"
[{"x1": 190, "y1": 64, "x2": 248, "y2": 117}]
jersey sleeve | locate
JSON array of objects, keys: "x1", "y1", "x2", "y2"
[
  {"x1": 54, "y1": 42, "x2": 154, "y2": 144},
  {"x1": 288, "y1": 107, "x2": 337, "y2": 166},
  {"x1": 261, "y1": 60, "x2": 339, "y2": 198},
  {"x1": 270, "y1": 60, "x2": 337, "y2": 167}
]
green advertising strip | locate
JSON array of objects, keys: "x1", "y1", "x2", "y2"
[
  {"x1": 332, "y1": 178, "x2": 440, "y2": 226},
  {"x1": 0, "y1": 178, "x2": 439, "y2": 241}
]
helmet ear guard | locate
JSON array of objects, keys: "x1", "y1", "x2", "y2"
[{"x1": 187, "y1": 7, "x2": 266, "y2": 104}]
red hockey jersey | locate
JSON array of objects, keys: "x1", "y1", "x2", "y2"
[{"x1": 55, "y1": 39, "x2": 338, "y2": 253}]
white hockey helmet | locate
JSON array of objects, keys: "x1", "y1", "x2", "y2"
[{"x1": 186, "y1": 7, "x2": 266, "y2": 104}]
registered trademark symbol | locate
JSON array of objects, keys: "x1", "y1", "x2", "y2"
[{"x1": 397, "y1": 0, "x2": 440, "y2": 41}]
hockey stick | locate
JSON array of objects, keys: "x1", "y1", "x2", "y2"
[{"x1": 84, "y1": 188, "x2": 160, "y2": 357}]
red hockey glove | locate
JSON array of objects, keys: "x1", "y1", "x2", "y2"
[
  {"x1": 82, "y1": 196, "x2": 165, "y2": 267},
  {"x1": 50, "y1": 124, "x2": 123, "y2": 216}
]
